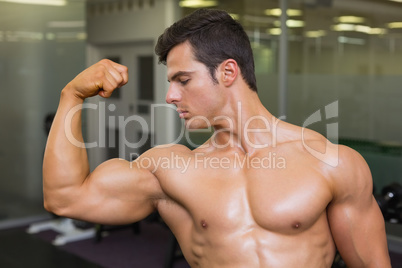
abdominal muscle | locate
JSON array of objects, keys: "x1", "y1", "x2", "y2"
[
  {"x1": 179, "y1": 215, "x2": 336, "y2": 268},
  {"x1": 158, "y1": 196, "x2": 336, "y2": 268}
]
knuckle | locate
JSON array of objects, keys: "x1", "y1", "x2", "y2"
[
  {"x1": 99, "y1": 58, "x2": 110, "y2": 65},
  {"x1": 94, "y1": 70, "x2": 105, "y2": 81}
]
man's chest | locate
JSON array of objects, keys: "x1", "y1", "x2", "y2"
[{"x1": 158, "y1": 159, "x2": 333, "y2": 234}]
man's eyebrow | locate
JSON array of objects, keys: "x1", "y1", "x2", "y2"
[{"x1": 167, "y1": 71, "x2": 193, "y2": 82}]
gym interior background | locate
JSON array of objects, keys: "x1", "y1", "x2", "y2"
[{"x1": 0, "y1": 0, "x2": 401, "y2": 266}]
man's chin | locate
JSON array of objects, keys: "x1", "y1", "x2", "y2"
[{"x1": 184, "y1": 120, "x2": 211, "y2": 130}]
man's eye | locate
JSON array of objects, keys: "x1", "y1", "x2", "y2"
[{"x1": 180, "y1": 79, "x2": 189, "y2": 85}]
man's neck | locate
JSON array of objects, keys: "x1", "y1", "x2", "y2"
[{"x1": 211, "y1": 91, "x2": 279, "y2": 154}]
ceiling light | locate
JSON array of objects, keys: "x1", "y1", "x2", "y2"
[
  {"x1": 332, "y1": 24, "x2": 387, "y2": 35},
  {"x1": 287, "y1": 20, "x2": 305, "y2": 28},
  {"x1": 0, "y1": 0, "x2": 66, "y2": 5},
  {"x1": 274, "y1": 20, "x2": 305, "y2": 28},
  {"x1": 388, "y1": 22, "x2": 402, "y2": 28},
  {"x1": 47, "y1": 21, "x2": 85, "y2": 28},
  {"x1": 332, "y1": 23, "x2": 355, "y2": 32},
  {"x1": 179, "y1": 0, "x2": 218, "y2": 8},
  {"x1": 305, "y1": 30, "x2": 326, "y2": 38},
  {"x1": 267, "y1": 28, "x2": 282, "y2": 35},
  {"x1": 369, "y1": 28, "x2": 387, "y2": 35},
  {"x1": 335, "y1": 16, "x2": 365, "y2": 24},
  {"x1": 265, "y1": 8, "x2": 303, "y2": 17},
  {"x1": 354, "y1": 25, "x2": 371, "y2": 34}
]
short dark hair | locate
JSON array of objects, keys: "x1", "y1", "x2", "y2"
[{"x1": 155, "y1": 9, "x2": 257, "y2": 92}]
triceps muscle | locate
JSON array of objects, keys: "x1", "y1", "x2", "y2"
[{"x1": 64, "y1": 158, "x2": 164, "y2": 225}]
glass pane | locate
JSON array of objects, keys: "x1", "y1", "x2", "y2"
[
  {"x1": 106, "y1": 128, "x2": 119, "y2": 160},
  {"x1": 286, "y1": 0, "x2": 402, "y2": 191},
  {"x1": 138, "y1": 55, "x2": 154, "y2": 101},
  {"x1": 0, "y1": 1, "x2": 86, "y2": 227}
]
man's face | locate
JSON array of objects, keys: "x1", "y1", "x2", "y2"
[{"x1": 166, "y1": 42, "x2": 226, "y2": 129}]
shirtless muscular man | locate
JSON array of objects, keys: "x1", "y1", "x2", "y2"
[{"x1": 43, "y1": 9, "x2": 391, "y2": 267}]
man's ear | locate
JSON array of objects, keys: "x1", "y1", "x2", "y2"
[{"x1": 219, "y1": 59, "x2": 238, "y2": 87}]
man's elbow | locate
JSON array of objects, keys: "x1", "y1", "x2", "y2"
[
  {"x1": 43, "y1": 198, "x2": 55, "y2": 214},
  {"x1": 43, "y1": 198, "x2": 62, "y2": 216},
  {"x1": 43, "y1": 193, "x2": 72, "y2": 218}
]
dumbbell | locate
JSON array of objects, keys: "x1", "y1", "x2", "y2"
[{"x1": 376, "y1": 183, "x2": 402, "y2": 220}]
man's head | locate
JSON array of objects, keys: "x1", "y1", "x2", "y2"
[{"x1": 155, "y1": 8, "x2": 257, "y2": 92}]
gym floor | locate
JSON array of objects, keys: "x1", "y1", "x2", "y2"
[
  {"x1": 0, "y1": 219, "x2": 189, "y2": 268},
  {"x1": 1, "y1": 220, "x2": 402, "y2": 268},
  {"x1": 0, "y1": 229, "x2": 101, "y2": 268}
]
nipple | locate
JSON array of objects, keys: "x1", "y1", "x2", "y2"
[
  {"x1": 201, "y1": 220, "x2": 208, "y2": 229},
  {"x1": 293, "y1": 222, "x2": 301, "y2": 229}
]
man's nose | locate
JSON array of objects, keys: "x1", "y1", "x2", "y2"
[{"x1": 166, "y1": 85, "x2": 181, "y2": 104}]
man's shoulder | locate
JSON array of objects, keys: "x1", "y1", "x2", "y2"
[
  {"x1": 275, "y1": 122, "x2": 368, "y2": 177},
  {"x1": 325, "y1": 144, "x2": 373, "y2": 201},
  {"x1": 290, "y1": 134, "x2": 368, "y2": 177},
  {"x1": 283, "y1": 137, "x2": 372, "y2": 202},
  {"x1": 275, "y1": 123, "x2": 338, "y2": 160},
  {"x1": 336, "y1": 144, "x2": 370, "y2": 176},
  {"x1": 275, "y1": 119, "x2": 327, "y2": 146}
]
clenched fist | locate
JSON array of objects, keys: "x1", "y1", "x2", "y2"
[{"x1": 65, "y1": 59, "x2": 128, "y2": 100}]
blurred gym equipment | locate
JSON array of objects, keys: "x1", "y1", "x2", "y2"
[{"x1": 376, "y1": 182, "x2": 402, "y2": 222}]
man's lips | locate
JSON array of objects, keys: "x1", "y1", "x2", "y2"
[{"x1": 176, "y1": 109, "x2": 188, "y2": 118}]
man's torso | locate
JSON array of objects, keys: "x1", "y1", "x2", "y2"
[{"x1": 150, "y1": 136, "x2": 337, "y2": 267}]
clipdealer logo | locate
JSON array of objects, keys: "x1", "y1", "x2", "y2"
[
  {"x1": 302, "y1": 100, "x2": 339, "y2": 167},
  {"x1": 64, "y1": 100, "x2": 339, "y2": 167}
]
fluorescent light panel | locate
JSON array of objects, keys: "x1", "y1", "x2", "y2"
[
  {"x1": 335, "y1": 16, "x2": 365, "y2": 24},
  {"x1": 47, "y1": 21, "x2": 85, "y2": 28},
  {"x1": 369, "y1": 28, "x2": 387, "y2": 34},
  {"x1": 0, "y1": 0, "x2": 66, "y2": 5},
  {"x1": 388, "y1": 22, "x2": 402, "y2": 28},
  {"x1": 179, "y1": 0, "x2": 218, "y2": 8},
  {"x1": 274, "y1": 20, "x2": 305, "y2": 28},
  {"x1": 287, "y1": 19, "x2": 305, "y2": 28},
  {"x1": 267, "y1": 28, "x2": 282, "y2": 35},
  {"x1": 305, "y1": 30, "x2": 326, "y2": 38},
  {"x1": 332, "y1": 23, "x2": 387, "y2": 35},
  {"x1": 265, "y1": 8, "x2": 303, "y2": 17}
]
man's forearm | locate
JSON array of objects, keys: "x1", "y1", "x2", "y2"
[{"x1": 43, "y1": 86, "x2": 89, "y2": 212}]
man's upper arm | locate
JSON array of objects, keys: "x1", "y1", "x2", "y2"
[
  {"x1": 55, "y1": 154, "x2": 164, "y2": 225},
  {"x1": 327, "y1": 145, "x2": 391, "y2": 267}
]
